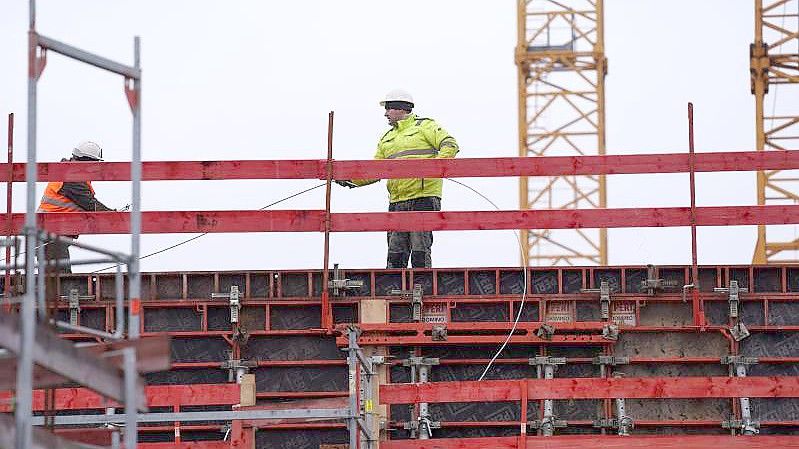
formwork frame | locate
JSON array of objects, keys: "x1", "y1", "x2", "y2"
[{"x1": 3, "y1": 141, "x2": 799, "y2": 449}]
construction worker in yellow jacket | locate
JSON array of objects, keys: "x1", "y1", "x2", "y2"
[
  {"x1": 38, "y1": 141, "x2": 113, "y2": 273},
  {"x1": 336, "y1": 89, "x2": 459, "y2": 268}
]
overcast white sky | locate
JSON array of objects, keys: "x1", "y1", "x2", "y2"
[{"x1": 0, "y1": 1, "x2": 792, "y2": 272}]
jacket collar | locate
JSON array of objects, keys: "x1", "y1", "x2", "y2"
[{"x1": 393, "y1": 113, "x2": 417, "y2": 130}]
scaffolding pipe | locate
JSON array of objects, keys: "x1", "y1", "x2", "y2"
[
  {"x1": 4, "y1": 113, "x2": 13, "y2": 306},
  {"x1": 128, "y1": 36, "x2": 142, "y2": 342},
  {"x1": 15, "y1": 1, "x2": 39, "y2": 447}
]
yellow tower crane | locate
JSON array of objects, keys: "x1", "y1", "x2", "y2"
[
  {"x1": 752, "y1": 0, "x2": 799, "y2": 263},
  {"x1": 515, "y1": 0, "x2": 608, "y2": 266}
]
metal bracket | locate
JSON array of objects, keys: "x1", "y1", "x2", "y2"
[
  {"x1": 402, "y1": 357, "x2": 440, "y2": 368},
  {"x1": 639, "y1": 264, "x2": 680, "y2": 296},
  {"x1": 528, "y1": 417, "x2": 568, "y2": 431},
  {"x1": 391, "y1": 284, "x2": 424, "y2": 322},
  {"x1": 592, "y1": 356, "x2": 629, "y2": 366},
  {"x1": 602, "y1": 323, "x2": 620, "y2": 341},
  {"x1": 714, "y1": 280, "x2": 748, "y2": 319},
  {"x1": 403, "y1": 418, "x2": 441, "y2": 433},
  {"x1": 368, "y1": 355, "x2": 388, "y2": 366},
  {"x1": 529, "y1": 356, "x2": 566, "y2": 367},
  {"x1": 328, "y1": 264, "x2": 364, "y2": 297},
  {"x1": 721, "y1": 356, "x2": 759, "y2": 366},
  {"x1": 722, "y1": 356, "x2": 760, "y2": 435},
  {"x1": 729, "y1": 322, "x2": 751, "y2": 342},
  {"x1": 536, "y1": 323, "x2": 555, "y2": 340},
  {"x1": 431, "y1": 325, "x2": 447, "y2": 341},
  {"x1": 220, "y1": 355, "x2": 257, "y2": 383},
  {"x1": 211, "y1": 285, "x2": 242, "y2": 323},
  {"x1": 722, "y1": 419, "x2": 760, "y2": 435},
  {"x1": 593, "y1": 416, "x2": 635, "y2": 435},
  {"x1": 581, "y1": 281, "x2": 611, "y2": 319},
  {"x1": 60, "y1": 289, "x2": 94, "y2": 326}
]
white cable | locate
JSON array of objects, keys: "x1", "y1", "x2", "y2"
[
  {"x1": 89, "y1": 183, "x2": 327, "y2": 273},
  {"x1": 444, "y1": 179, "x2": 529, "y2": 381}
]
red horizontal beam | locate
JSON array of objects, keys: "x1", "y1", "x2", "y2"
[
  {"x1": 5, "y1": 205, "x2": 799, "y2": 235},
  {"x1": 0, "y1": 383, "x2": 239, "y2": 412},
  {"x1": 379, "y1": 376, "x2": 799, "y2": 404},
  {"x1": 3, "y1": 151, "x2": 798, "y2": 181},
  {"x1": 340, "y1": 334, "x2": 607, "y2": 347},
  {"x1": 380, "y1": 435, "x2": 799, "y2": 449},
  {"x1": 139, "y1": 443, "x2": 229, "y2": 449}
]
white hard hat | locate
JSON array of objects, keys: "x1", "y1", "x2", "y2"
[
  {"x1": 380, "y1": 88, "x2": 414, "y2": 107},
  {"x1": 72, "y1": 140, "x2": 103, "y2": 161}
]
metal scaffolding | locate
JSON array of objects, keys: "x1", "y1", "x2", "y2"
[{"x1": 5, "y1": 1, "x2": 144, "y2": 448}]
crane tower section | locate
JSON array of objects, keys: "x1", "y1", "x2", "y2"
[
  {"x1": 515, "y1": 0, "x2": 608, "y2": 266},
  {"x1": 752, "y1": 0, "x2": 799, "y2": 263}
]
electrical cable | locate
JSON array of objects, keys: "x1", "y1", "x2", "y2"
[
  {"x1": 444, "y1": 178, "x2": 529, "y2": 381},
  {"x1": 89, "y1": 183, "x2": 326, "y2": 274},
  {"x1": 22, "y1": 175, "x2": 528, "y2": 376}
]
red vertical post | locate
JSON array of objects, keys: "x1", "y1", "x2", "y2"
[
  {"x1": 688, "y1": 103, "x2": 704, "y2": 326},
  {"x1": 321, "y1": 111, "x2": 334, "y2": 331},
  {"x1": 4, "y1": 113, "x2": 13, "y2": 310}
]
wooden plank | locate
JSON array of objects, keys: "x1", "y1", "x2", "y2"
[
  {"x1": 5, "y1": 205, "x2": 799, "y2": 235},
  {"x1": 0, "y1": 383, "x2": 240, "y2": 412},
  {"x1": 3, "y1": 151, "x2": 799, "y2": 181},
  {"x1": 380, "y1": 435, "x2": 799, "y2": 449},
  {"x1": 380, "y1": 376, "x2": 799, "y2": 404}
]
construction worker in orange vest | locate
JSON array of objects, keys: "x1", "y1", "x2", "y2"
[{"x1": 38, "y1": 141, "x2": 113, "y2": 273}]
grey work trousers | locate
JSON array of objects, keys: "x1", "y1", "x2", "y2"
[
  {"x1": 42, "y1": 235, "x2": 75, "y2": 274},
  {"x1": 386, "y1": 196, "x2": 441, "y2": 269}
]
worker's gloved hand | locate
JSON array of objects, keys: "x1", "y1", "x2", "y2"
[{"x1": 334, "y1": 180, "x2": 357, "y2": 188}]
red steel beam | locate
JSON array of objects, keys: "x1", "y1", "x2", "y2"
[
  {"x1": 379, "y1": 376, "x2": 799, "y2": 404},
  {"x1": 139, "y1": 443, "x2": 230, "y2": 449},
  {"x1": 5, "y1": 205, "x2": 799, "y2": 235},
  {"x1": 0, "y1": 383, "x2": 239, "y2": 412},
  {"x1": 2, "y1": 151, "x2": 799, "y2": 181},
  {"x1": 380, "y1": 435, "x2": 799, "y2": 449}
]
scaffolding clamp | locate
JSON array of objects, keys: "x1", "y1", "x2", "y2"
[
  {"x1": 602, "y1": 323, "x2": 620, "y2": 341},
  {"x1": 328, "y1": 264, "x2": 364, "y2": 297},
  {"x1": 722, "y1": 355, "x2": 760, "y2": 435},
  {"x1": 592, "y1": 356, "x2": 629, "y2": 366},
  {"x1": 536, "y1": 323, "x2": 556, "y2": 340},
  {"x1": 729, "y1": 322, "x2": 751, "y2": 342},
  {"x1": 581, "y1": 281, "x2": 612, "y2": 319},
  {"x1": 714, "y1": 280, "x2": 748, "y2": 319},
  {"x1": 639, "y1": 264, "x2": 680, "y2": 296},
  {"x1": 529, "y1": 356, "x2": 566, "y2": 368},
  {"x1": 529, "y1": 416, "x2": 568, "y2": 432},
  {"x1": 211, "y1": 285, "x2": 241, "y2": 323},
  {"x1": 722, "y1": 418, "x2": 760, "y2": 435},
  {"x1": 721, "y1": 356, "x2": 758, "y2": 366},
  {"x1": 220, "y1": 353, "x2": 257, "y2": 383},
  {"x1": 390, "y1": 284, "x2": 424, "y2": 322},
  {"x1": 593, "y1": 416, "x2": 634, "y2": 435},
  {"x1": 403, "y1": 417, "x2": 441, "y2": 434},
  {"x1": 431, "y1": 325, "x2": 447, "y2": 341},
  {"x1": 402, "y1": 357, "x2": 440, "y2": 369},
  {"x1": 60, "y1": 288, "x2": 94, "y2": 326}
]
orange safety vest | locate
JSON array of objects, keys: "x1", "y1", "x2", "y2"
[{"x1": 38, "y1": 181, "x2": 93, "y2": 212}]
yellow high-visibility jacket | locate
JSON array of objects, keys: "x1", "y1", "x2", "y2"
[{"x1": 352, "y1": 114, "x2": 458, "y2": 203}]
